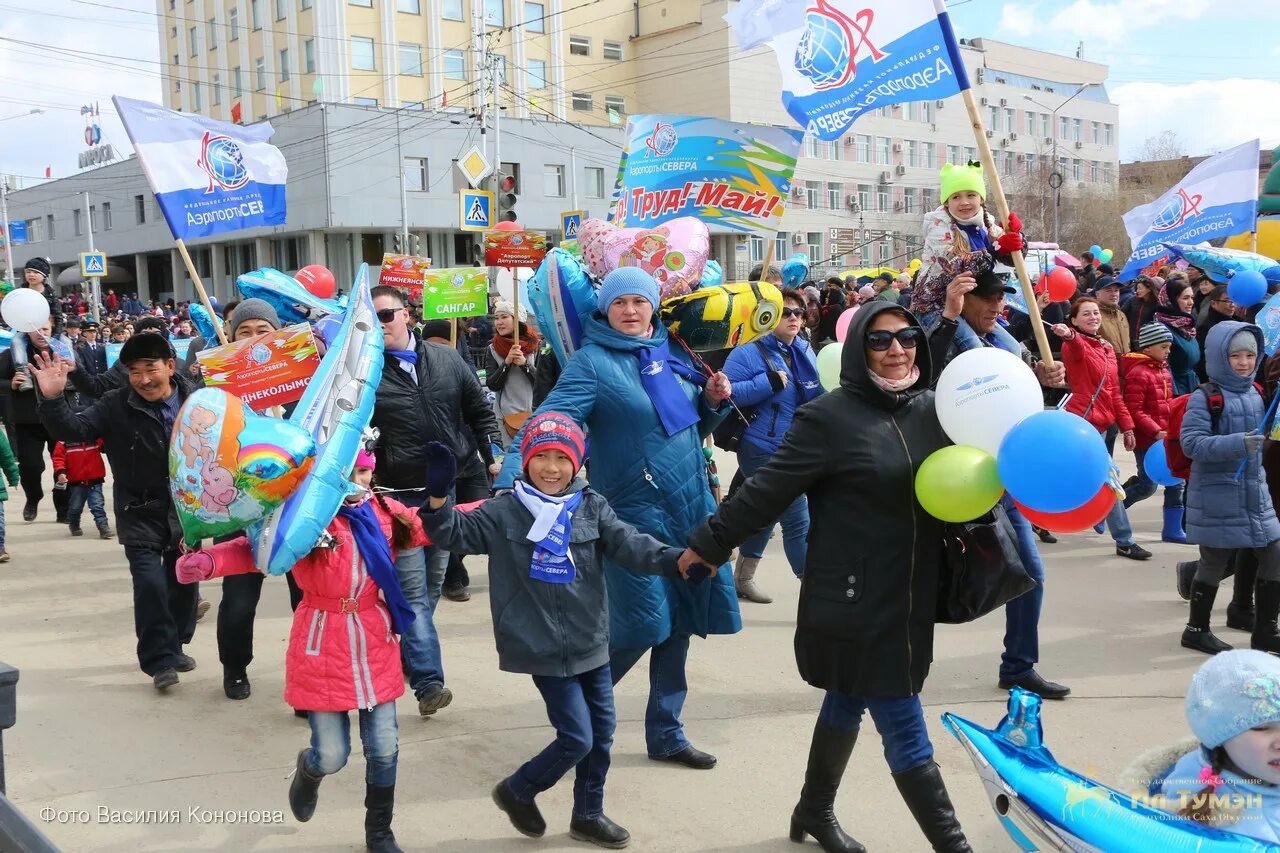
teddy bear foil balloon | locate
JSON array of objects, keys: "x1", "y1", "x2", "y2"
[{"x1": 578, "y1": 216, "x2": 710, "y2": 301}]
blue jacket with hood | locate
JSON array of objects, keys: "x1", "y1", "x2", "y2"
[
  {"x1": 496, "y1": 312, "x2": 742, "y2": 649},
  {"x1": 721, "y1": 332, "x2": 823, "y2": 455}
]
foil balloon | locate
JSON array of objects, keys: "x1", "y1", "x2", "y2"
[
  {"x1": 236, "y1": 267, "x2": 343, "y2": 326},
  {"x1": 660, "y1": 281, "x2": 782, "y2": 351},
  {"x1": 577, "y1": 216, "x2": 709, "y2": 301},
  {"x1": 699, "y1": 259, "x2": 724, "y2": 289},
  {"x1": 944, "y1": 688, "x2": 1273, "y2": 852},
  {"x1": 250, "y1": 263, "x2": 385, "y2": 576},
  {"x1": 781, "y1": 253, "x2": 811, "y2": 287},
  {"x1": 189, "y1": 302, "x2": 222, "y2": 343},
  {"x1": 169, "y1": 388, "x2": 316, "y2": 546},
  {"x1": 1163, "y1": 243, "x2": 1280, "y2": 285},
  {"x1": 525, "y1": 248, "x2": 599, "y2": 368}
]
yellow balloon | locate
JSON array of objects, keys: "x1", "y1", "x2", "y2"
[
  {"x1": 908, "y1": 258, "x2": 922, "y2": 273},
  {"x1": 817, "y1": 342, "x2": 843, "y2": 391}
]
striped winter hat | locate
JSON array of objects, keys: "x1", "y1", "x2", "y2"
[
  {"x1": 1137, "y1": 322, "x2": 1173, "y2": 349},
  {"x1": 520, "y1": 412, "x2": 586, "y2": 472}
]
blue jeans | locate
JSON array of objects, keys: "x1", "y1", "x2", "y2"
[
  {"x1": 1104, "y1": 496, "x2": 1136, "y2": 547},
  {"x1": 1125, "y1": 446, "x2": 1185, "y2": 509},
  {"x1": 919, "y1": 309, "x2": 1021, "y2": 354},
  {"x1": 394, "y1": 546, "x2": 445, "y2": 696},
  {"x1": 1000, "y1": 496, "x2": 1046, "y2": 681},
  {"x1": 737, "y1": 441, "x2": 808, "y2": 577},
  {"x1": 305, "y1": 699, "x2": 399, "y2": 787},
  {"x1": 609, "y1": 633, "x2": 691, "y2": 758},
  {"x1": 819, "y1": 692, "x2": 933, "y2": 774},
  {"x1": 507, "y1": 663, "x2": 615, "y2": 820},
  {"x1": 66, "y1": 482, "x2": 108, "y2": 529}
]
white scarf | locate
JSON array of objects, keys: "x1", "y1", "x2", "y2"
[
  {"x1": 513, "y1": 480, "x2": 582, "y2": 582},
  {"x1": 513, "y1": 481, "x2": 579, "y2": 550}
]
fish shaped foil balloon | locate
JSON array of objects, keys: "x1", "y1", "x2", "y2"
[{"x1": 660, "y1": 281, "x2": 783, "y2": 352}]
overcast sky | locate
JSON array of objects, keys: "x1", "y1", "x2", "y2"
[{"x1": 0, "y1": 0, "x2": 1277, "y2": 186}]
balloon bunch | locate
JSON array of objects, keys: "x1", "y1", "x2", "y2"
[
  {"x1": 913, "y1": 349, "x2": 1116, "y2": 527},
  {"x1": 1088, "y1": 244, "x2": 1114, "y2": 265}
]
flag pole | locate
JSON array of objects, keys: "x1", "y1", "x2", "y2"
[
  {"x1": 958, "y1": 88, "x2": 1055, "y2": 366},
  {"x1": 175, "y1": 238, "x2": 228, "y2": 346},
  {"x1": 1252, "y1": 214, "x2": 1260, "y2": 253}
]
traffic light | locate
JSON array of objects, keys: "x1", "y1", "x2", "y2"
[
  {"x1": 409, "y1": 234, "x2": 422, "y2": 256},
  {"x1": 496, "y1": 173, "x2": 518, "y2": 223},
  {"x1": 392, "y1": 234, "x2": 403, "y2": 254}
]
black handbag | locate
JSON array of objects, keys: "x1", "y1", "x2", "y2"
[
  {"x1": 710, "y1": 341, "x2": 771, "y2": 453},
  {"x1": 936, "y1": 503, "x2": 1037, "y2": 624}
]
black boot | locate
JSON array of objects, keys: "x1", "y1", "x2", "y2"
[
  {"x1": 789, "y1": 722, "x2": 866, "y2": 853},
  {"x1": 288, "y1": 750, "x2": 323, "y2": 822},
  {"x1": 364, "y1": 784, "x2": 402, "y2": 853},
  {"x1": 1181, "y1": 581, "x2": 1233, "y2": 655},
  {"x1": 1252, "y1": 579, "x2": 1280, "y2": 655},
  {"x1": 891, "y1": 762, "x2": 972, "y2": 852},
  {"x1": 1228, "y1": 551, "x2": 1258, "y2": 632}
]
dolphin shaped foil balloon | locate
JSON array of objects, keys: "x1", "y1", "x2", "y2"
[
  {"x1": 943, "y1": 689, "x2": 1277, "y2": 852},
  {"x1": 250, "y1": 263, "x2": 384, "y2": 576},
  {"x1": 236, "y1": 267, "x2": 343, "y2": 326},
  {"x1": 1163, "y1": 243, "x2": 1280, "y2": 285}
]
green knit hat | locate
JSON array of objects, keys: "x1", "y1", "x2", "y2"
[{"x1": 939, "y1": 162, "x2": 986, "y2": 203}]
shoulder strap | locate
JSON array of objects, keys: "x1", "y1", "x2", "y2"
[{"x1": 1198, "y1": 381, "x2": 1225, "y2": 433}]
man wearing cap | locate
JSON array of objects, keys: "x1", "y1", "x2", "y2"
[
  {"x1": 75, "y1": 321, "x2": 108, "y2": 378},
  {"x1": 872, "y1": 271, "x2": 900, "y2": 304},
  {"x1": 0, "y1": 320, "x2": 72, "y2": 523},
  {"x1": 929, "y1": 270, "x2": 1074, "y2": 701},
  {"x1": 1089, "y1": 275, "x2": 1131, "y2": 355},
  {"x1": 370, "y1": 284, "x2": 501, "y2": 716},
  {"x1": 67, "y1": 314, "x2": 169, "y2": 399},
  {"x1": 29, "y1": 333, "x2": 198, "y2": 691}
]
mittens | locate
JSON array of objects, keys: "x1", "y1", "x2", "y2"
[
  {"x1": 1245, "y1": 433, "x2": 1265, "y2": 455},
  {"x1": 424, "y1": 441, "x2": 458, "y2": 499},
  {"x1": 176, "y1": 551, "x2": 215, "y2": 584}
]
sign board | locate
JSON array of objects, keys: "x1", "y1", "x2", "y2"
[
  {"x1": 456, "y1": 146, "x2": 493, "y2": 187},
  {"x1": 105, "y1": 342, "x2": 123, "y2": 367},
  {"x1": 484, "y1": 229, "x2": 547, "y2": 268},
  {"x1": 197, "y1": 323, "x2": 322, "y2": 412},
  {"x1": 80, "y1": 251, "x2": 107, "y2": 277},
  {"x1": 8, "y1": 221, "x2": 27, "y2": 245},
  {"x1": 560, "y1": 210, "x2": 584, "y2": 240},
  {"x1": 460, "y1": 189, "x2": 494, "y2": 232},
  {"x1": 170, "y1": 337, "x2": 194, "y2": 361},
  {"x1": 419, "y1": 268, "x2": 490, "y2": 320},
  {"x1": 378, "y1": 253, "x2": 431, "y2": 298}
]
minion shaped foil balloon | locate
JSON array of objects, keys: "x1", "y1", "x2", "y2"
[{"x1": 660, "y1": 281, "x2": 783, "y2": 352}]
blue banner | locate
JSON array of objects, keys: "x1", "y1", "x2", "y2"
[{"x1": 726, "y1": 0, "x2": 968, "y2": 141}]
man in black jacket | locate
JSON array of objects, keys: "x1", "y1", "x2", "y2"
[
  {"x1": 68, "y1": 315, "x2": 169, "y2": 399},
  {"x1": 0, "y1": 321, "x2": 71, "y2": 523},
  {"x1": 75, "y1": 321, "x2": 109, "y2": 378},
  {"x1": 30, "y1": 335, "x2": 198, "y2": 691},
  {"x1": 371, "y1": 284, "x2": 500, "y2": 715}
]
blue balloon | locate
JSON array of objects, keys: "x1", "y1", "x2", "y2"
[
  {"x1": 1228, "y1": 269, "x2": 1269, "y2": 308},
  {"x1": 698, "y1": 259, "x2": 724, "y2": 289},
  {"x1": 1142, "y1": 441, "x2": 1183, "y2": 487},
  {"x1": 189, "y1": 302, "x2": 221, "y2": 342},
  {"x1": 997, "y1": 410, "x2": 1110, "y2": 512},
  {"x1": 526, "y1": 248, "x2": 598, "y2": 368},
  {"x1": 782, "y1": 253, "x2": 811, "y2": 287},
  {"x1": 1089, "y1": 244, "x2": 1103, "y2": 257},
  {"x1": 236, "y1": 267, "x2": 342, "y2": 326}
]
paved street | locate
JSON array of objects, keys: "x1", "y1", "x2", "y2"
[{"x1": 2, "y1": 458, "x2": 1213, "y2": 852}]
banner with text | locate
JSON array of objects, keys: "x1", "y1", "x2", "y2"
[
  {"x1": 484, "y1": 230, "x2": 548, "y2": 268},
  {"x1": 378, "y1": 254, "x2": 432, "y2": 300},
  {"x1": 420, "y1": 268, "x2": 490, "y2": 320},
  {"x1": 196, "y1": 323, "x2": 320, "y2": 411},
  {"x1": 609, "y1": 114, "x2": 803, "y2": 234}
]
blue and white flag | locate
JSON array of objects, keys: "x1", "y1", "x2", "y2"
[
  {"x1": 112, "y1": 95, "x2": 287, "y2": 241},
  {"x1": 1120, "y1": 139, "x2": 1260, "y2": 280},
  {"x1": 725, "y1": 0, "x2": 968, "y2": 141}
]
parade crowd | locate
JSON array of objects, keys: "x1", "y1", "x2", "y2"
[{"x1": 8, "y1": 158, "x2": 1280, "y2": 853}]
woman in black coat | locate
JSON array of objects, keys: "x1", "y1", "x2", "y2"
[{"x1": 687, "y1": 301, "x2": 971, "y2": 853}]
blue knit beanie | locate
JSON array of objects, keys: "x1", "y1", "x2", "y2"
[
  {"x1": 596, "y1": 267, "x2": 659, "y2": 315},
  {"x1": 1186, "y1": 649, "x2": 1280, "y2": 749}
]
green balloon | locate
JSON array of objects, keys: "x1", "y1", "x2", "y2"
[
  {"x1": 914, "y1": 445, "x2": 1004, "y2": 522},
  {"x1": 817, "y1": 341, "x2": 843, "y2": 391}
]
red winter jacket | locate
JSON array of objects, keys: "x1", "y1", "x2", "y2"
[
  {"x1": 52, "y1": 440, "x2": 107, "y2": 485},
  {"x1": 189, "y1": 496, "x2": 429, "y2": 712},
  {"x1": 1120, "y1": 353, "x2": 1175, "y2": 451},
  {"x1": 1062, "y1": 331, "x2": 1134, "y2": 434}
]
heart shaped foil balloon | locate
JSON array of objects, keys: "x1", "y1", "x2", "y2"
[
  {"x1": 169, "y1": 388, "x2": 317, "y2": 546},
  {"x1": 577, "y1": 216, "x2": 710, "y2": 301}
]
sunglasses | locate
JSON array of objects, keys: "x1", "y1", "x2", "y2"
[
  {"x1": 866, "y1": 327, "x2": 924, "y2": 351},
  {"x1": 780, "y1": 307, "x2": 806, "y2": 319},
  {"x1": 376, "y1": 308, "x2": 401, "y2": 323}
]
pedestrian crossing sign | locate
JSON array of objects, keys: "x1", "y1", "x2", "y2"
[
  {"x1": 459, "y1": 189, "x2": 494, "y2": 233},
  {"x1": 561, "y1": 210, "x2": 584, "y2": 241},
  {"x1": 80, "y1": 251, "x2": 107, "y2": 277}
]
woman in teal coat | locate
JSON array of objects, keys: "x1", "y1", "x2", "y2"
[
  {"x1": 497, "y1": 267, "x2": 742, "y2": 768},
  {"x1": 1154, "y1": 276, "x2": 1202, "y2": 395}
]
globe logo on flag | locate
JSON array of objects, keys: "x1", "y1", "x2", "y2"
[
  {"x1": 794, "y1": 1, "x2": 886, "y2": 91},
  {"x1": 1150, "y1": 188, "x2": 1204, "y2": 232},
  {"x1": 196, "y1": 130, "x2": 251, "y2": 194}
]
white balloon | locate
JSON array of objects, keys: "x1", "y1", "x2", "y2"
[
  {"x1": 935, "y1": 347, "x2": 1044, "y2": 456},
  {"x1": 1, "y1": 288, "x2": 50, "y2": 333}
]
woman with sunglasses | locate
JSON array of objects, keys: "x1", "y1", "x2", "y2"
[
  {"x1": 720, "y1": 287, "x2": 823, "y2": 603},
  {"x1": 685, "y1": 301, "x2": 972, "y2": 852}
]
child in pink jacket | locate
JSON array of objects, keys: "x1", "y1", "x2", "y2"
[{"x1": 176, "y1": 446, "x2": 425, "y2": 853}]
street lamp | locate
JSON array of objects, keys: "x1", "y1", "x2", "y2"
[
  {"x1": 0, "y1": 108, "x2": 45, "y2": 123},
  {"x1": 1024, "y1": 84, "x2": 1089, "y2": 246}
]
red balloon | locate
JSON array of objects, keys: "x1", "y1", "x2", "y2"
[
  {"x1": 1044, "y1": 266, "x2": 1077, "y2": 302},
  {"x1": 492, "y1": 221, "x2": 522, "y2": 232},
  {"x1": 296, "y1": 265, "x2": 336, "y2": 299},
  {"x1": 1013, "y1": 485, "x2": 1115, "y2": 533}
]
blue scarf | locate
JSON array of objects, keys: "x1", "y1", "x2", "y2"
[
  {"x1": 387, "y1": 348, "x2": 418, "y2": 367},
  {"x1": 337, "y1": 502, "x2": 415, "y2": 634},
  {"x1": 513, "y1": 481, "x2": 583, "y2": 584},
  {"x1": 957, "y1": 221, "x2": 995, "y2": 254},
  {"x1": 776, "y1": 339, "x2": 822, "y2": 403},
  {"x1": 635, "y1": 339, "x2": 706, "y2": 437}
]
